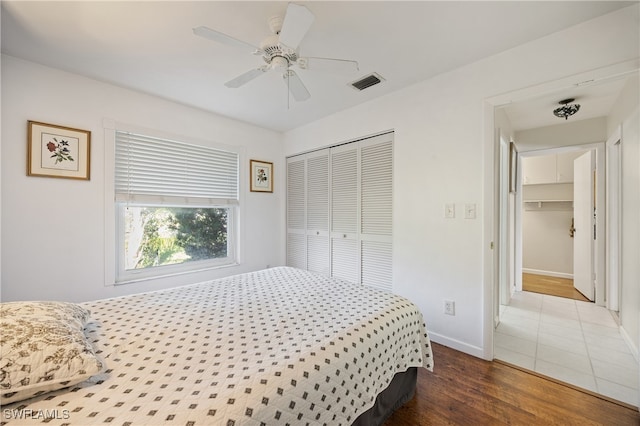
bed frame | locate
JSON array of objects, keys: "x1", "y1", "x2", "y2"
[{"x1": 353, "y1": 368, "x2": 417, "y2": 425}]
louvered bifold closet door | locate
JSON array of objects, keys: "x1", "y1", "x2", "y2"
[
  {"x1": 286, "y1": 156, "x2": 306, "y2": 269},
  {"x1": 306, "y1": 150, "x2": 330, "y2": 275},
  {"x1": 360, "y1": 134, "x2": 393, "y2": 291},
  {"x1": 330, "y1": 144, "x2": 360, "y2": 284}
]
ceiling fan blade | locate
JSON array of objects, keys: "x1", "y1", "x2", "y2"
[
  {"x1": 278, "y1": 3, "x2": 315, "y2": 50},
  {"x1": 225, "y1": 67, "x2": 269, "y2": 88},
  {"x1": 283, "y1": 70, "x2": 310, "y2": 101},
  {"x1": 298, "y1": 57, "x2": 359, "y2": 73},
  {"x1": 193, "y1": 26, "x2": 262, "y2": 53}
]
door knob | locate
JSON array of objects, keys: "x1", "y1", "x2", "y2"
[{"x1": 569, "y1": 218, "x2": 576, "y2": 238}]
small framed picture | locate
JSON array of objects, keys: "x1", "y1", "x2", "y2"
[
  {"x1": 27, "y1": 121, "x2": 91, "y2": 180},
  {"x1": 250, "y1": 159, "x2": 273, "y2": 193}
]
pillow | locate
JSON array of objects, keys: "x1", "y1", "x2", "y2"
[{"x1": 0, "y1": 301, "x2": 104, "y2": 404}]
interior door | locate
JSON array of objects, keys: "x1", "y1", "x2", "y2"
[
  {"x1": 306, "y1": 150, "x2": 330, "y2": 275},
  {"x1": 330, "y1": 144, "x2": 359, "y2": 284},
  {"x1": 573, "y1": 150, "x2": 595, "y2": 301},
  {"x1": 286, "y1": 156, "x2": 306, "y2": 269}
]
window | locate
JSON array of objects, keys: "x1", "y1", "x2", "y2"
[{"x1": 114, "y1": 130, "x2": 239, "y2": 283}]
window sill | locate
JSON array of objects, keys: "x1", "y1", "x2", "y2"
[{"x1": 114, "y1": 261, "x2": 240, "y2": 286}]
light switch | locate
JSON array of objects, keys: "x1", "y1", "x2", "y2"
[
  {"x1": 445, "y1": 203, "x2": 455, "y2": 218},
  {"x1": 465, "y1": 203, "x2": 476, "y2": 219}
]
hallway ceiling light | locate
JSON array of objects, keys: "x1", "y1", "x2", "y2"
[{"x1": 553, "y1": 98, "x2": 581, "y2": 120}]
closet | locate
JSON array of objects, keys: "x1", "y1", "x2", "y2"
[
  {"x1": 520, "y1": 151, "x2": 583, "y2": 280},
  {"x1": 286, "y1": 132, "x2": 393, "y2": 291}
]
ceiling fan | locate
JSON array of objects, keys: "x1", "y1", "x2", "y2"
[{"x1": 193, "y1": 3, "x2": 359, "y2": 102}]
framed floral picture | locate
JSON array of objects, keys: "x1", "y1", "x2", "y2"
[
  {"x1": 27, "y1": 121, "x2": 91, "y2": 180},
  {"x1": 250, "y1": 159, "x2": 273, "y2": 193}
]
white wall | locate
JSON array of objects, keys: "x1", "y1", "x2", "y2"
[
  {"x1": 1, "y1": 55, "x2": 284, "y2": 302},
  {"x1": 521, "y1": 183, "x2": 574, "y2": 278},
  {"x1": 283, "y1": 5, "x2": 639, "y2": 358},
  {"x1": 607, "y1": 73, "x2": 640, "y2": 354}
]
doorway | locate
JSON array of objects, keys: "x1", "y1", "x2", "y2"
[
  {"x1": 519, "y1": 147, "x2": 599, "y2": 304},
  {"x1": 491, "y1": 100, "x2": 636, "y2": 407},
  {"x1": 515, "y1": 144, "x2": 607, "y2": 306},
  {"x1": 494, "y1": 139, "x2": 637, "y2": 406}
]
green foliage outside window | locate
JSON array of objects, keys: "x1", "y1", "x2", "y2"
[{"x1": 125, "y1": 207, "x2": 228, "y2": 270}]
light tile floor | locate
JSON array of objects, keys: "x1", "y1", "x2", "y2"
[{"x1": 495, "y1": 291, "x2": 639, "y2": 407}]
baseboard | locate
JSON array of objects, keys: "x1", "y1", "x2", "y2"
[
  {"x1": 427, "y1": 331, "x2": 485, "y2": 359},
  {"x1": 522, "y1": 268, "x2": 573, "y2": 280}
]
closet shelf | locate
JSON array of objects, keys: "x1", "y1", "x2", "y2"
[{"x1": 523, "y1": 200, "x2": 573, "y2": 210}]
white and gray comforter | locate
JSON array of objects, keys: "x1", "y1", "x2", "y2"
[{"x1": 2, "y1": 267, "x2": 432, "y2": 425}]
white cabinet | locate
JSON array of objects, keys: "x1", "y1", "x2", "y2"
[
  {"x1": 286, "y1": 133, "x2": 393, "y2": 290},
  {"x1": 522, "y1": 151, "x2": 583, "y2": 185},
  {"x1": 522, "y1": 155, "x2": 555, "y2": 185}
]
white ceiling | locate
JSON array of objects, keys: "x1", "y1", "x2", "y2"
[
  {"x1": 1, "y1": 1, "x2": 634, "y2": 132},
  {"x1": 501, "y1": 76, "x2": 631, "y2": 132}
]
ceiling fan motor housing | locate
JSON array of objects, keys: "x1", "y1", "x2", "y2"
[{"x1": 260, "y1": 34, "x2": 298, "y2": 67}]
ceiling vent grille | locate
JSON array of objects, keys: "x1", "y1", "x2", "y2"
[{"x1": 350, "y1": 73, "x2": 384, "y2": 91}]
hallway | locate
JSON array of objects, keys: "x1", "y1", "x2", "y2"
[{"x1": 495, "y1": 291, "x2": 638, "y2": 408}]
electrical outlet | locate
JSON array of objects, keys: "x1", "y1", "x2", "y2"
[{"x1": 444, "y1": 300, "x2": 455, "y2": 316}]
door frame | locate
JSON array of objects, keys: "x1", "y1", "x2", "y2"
[
  {"x1": 483, "y1": 60, "x2": 639, "y2": 361},
  {"x1": 605, "y1": 126, "x2": 622, "y2": 312}
]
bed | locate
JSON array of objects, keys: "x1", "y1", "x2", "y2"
[{"x1": 1, "y1": 267, "x2": 433, "y2": 425}]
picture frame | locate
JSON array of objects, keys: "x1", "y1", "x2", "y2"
[
  {"x1": 27, "y1": 120, "x2": 91, "y2": 180},
  {"x1": 250, "y1": 159, "x2": 273, "y2": 193}
]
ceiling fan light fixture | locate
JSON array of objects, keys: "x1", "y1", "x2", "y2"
[
  {"x1": 553, "y1": 98, "x2": 581, "y2": 120},
  {"x1": 270, "y1": 56, "x2": 289, "y2": 71}
]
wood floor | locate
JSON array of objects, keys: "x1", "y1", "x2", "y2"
[
  {"x1": 383, "y1": 343, "x2": 639, "y2": 425},
  {"x1": 522, "y1": 272, "x2": 590, "y2": 302}
]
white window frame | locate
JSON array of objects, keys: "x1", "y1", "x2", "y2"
[
  {"x1": 115, "y1": 204, "x2": 238, "y2": 283},
  {"x1": 103, "y1": 120, "x2": 242, "y2": 285}
]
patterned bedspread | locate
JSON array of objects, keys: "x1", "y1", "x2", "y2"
[{"x1": 1, "y1": 267, "x2": 433, "y2": 425}]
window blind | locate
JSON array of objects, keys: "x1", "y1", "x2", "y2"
[{"x1": 115, "y1": 131, "x2": 239, "y2": 206}]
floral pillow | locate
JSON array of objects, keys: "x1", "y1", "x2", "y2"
[{"x1": 0, "y1": 301, "x2": 104, "y2": 404}]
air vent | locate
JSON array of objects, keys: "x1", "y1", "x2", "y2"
[{"x1": 350, "y1": 73, "x2": 385, "y2": 91}]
